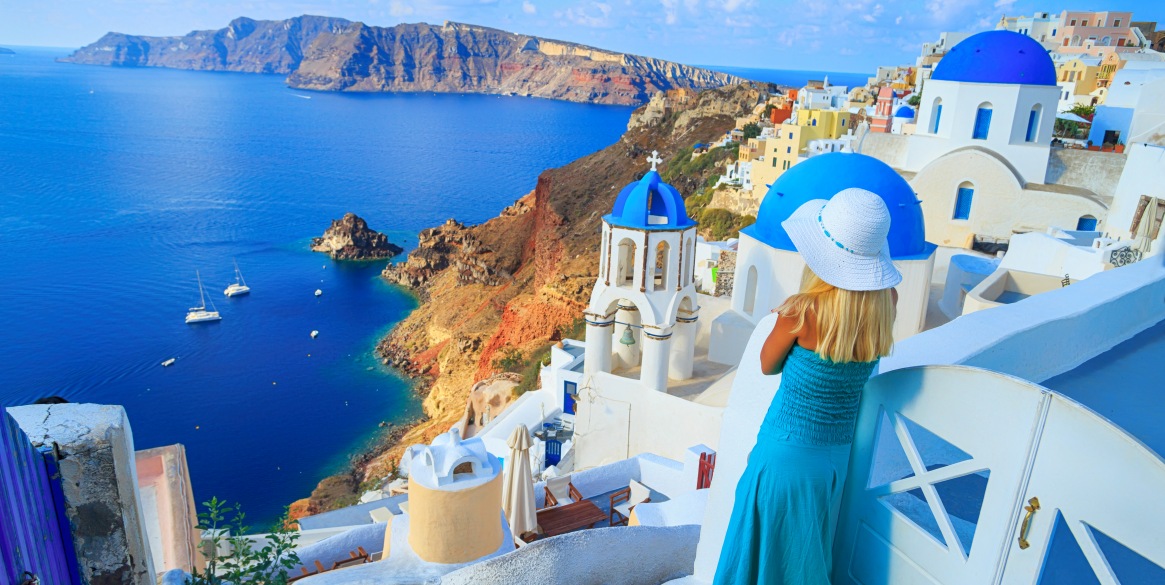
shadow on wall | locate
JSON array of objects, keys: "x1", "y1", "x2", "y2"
[{"x1": 442, "y1": 525, "x2": 699, "y2": 585}]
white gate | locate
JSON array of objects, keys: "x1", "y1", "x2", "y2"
[{"x1": 833, "y1": 366, "x2": 1165, "y2": 585}]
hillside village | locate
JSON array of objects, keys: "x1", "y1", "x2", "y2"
[{"x1": 6, "y1": 9, "x2": 1165, "y2": 585}]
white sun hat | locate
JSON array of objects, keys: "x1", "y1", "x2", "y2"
[{"x1": 781, "y1": 188, "x2": 902, "y2": 291}]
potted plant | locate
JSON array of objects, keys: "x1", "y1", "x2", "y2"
[
  {"x1": 1115, "y1": 140, "x2": 1126, "y2": 153},
  {"x1": 1086, "y1": 140, "x2": 1098, "y2": 151}
]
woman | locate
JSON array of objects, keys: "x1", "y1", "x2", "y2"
[{"x1": 714, "y1": 188, "x2": 900, "y2": 585}]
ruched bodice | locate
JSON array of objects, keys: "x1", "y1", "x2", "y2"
[{"x1": 762, "y1": 344, "x2": 878, "y2": 446}]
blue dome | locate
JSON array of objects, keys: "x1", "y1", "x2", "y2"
[
  {"x1": 932, "y1": 31, "x2": 1056, "y2": 86},
  {"x1": 742, "y1": 153, "x2": 932, "y2": 259},
  {"x1": 605, "y1": 170, "x2": 696, "y2": 230},
  {"x1": 894, "y1": 105, "x2": 915, "y2": 119}
]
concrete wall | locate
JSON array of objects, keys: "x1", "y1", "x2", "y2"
[
  {"x1": 135, "y1": 445, "x2": 200, "y2": 574},
  {"x1": 8, "y1": 404, "x2": 157, "y2": 585},
  {"x1": 441, "y1": 525, "x2": 700, "y2": 585},
  {"x1": 1046, "y1": 148, "x2": 1127, "y2": 200}
]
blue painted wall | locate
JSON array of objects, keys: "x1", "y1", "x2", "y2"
[{"x1": 1088, "y1": 107, "x2": 1134, "y2": 146}]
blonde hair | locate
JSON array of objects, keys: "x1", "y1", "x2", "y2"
[{"x1": 776, "y1": 266, "x2": 896, "y2": 363}]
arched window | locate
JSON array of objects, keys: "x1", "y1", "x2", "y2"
[
  {"x1": 1026, "y1": 104, "x2": 1042, "y2": 142},
  {"x1": 972, "y1": 103, "x2": 993, "y2": 140},
  {"x1": 616, "y1": 238, "x2": 636, "y2": 286},
  {"x1": 954, "y1": 182, "x2": 974, "y2": 220},
  {"x1": 1101, "y1": 36, "x2": 1111, "y2": 46},
  {"x1": 654, "y1": 241, "x2": 670, "y2": 291},
  {"x1": 743, "y1": 265, "x2": 758, "y2": 315},
  {"x1": 931, "y1": 97, "x2": 943, "y2": 133},
  {"x1": 1077, "y1": 215, "x2": 1098, "y2": 231}
]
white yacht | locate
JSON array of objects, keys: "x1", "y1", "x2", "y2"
[
  {"x1": 186, "y1": 271, "x2": 222, "y2": 324},
  {"x1": 224, "y1": 261, "x2": 250, "y2": 297}
]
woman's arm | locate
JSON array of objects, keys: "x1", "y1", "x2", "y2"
[{"x1": 759, "y1": 313, "x2": 799, "y2": 376}]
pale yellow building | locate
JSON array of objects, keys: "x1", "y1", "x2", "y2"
[
  {"x1": 750, "y1": 108, "x2": 853, "y2": 197},
  {"x1": 1058, "y1": 58, "x2": 1104, "y2": 95}
]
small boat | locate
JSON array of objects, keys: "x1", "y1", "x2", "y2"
[
  {"x1": 224, "y1": 260, "x2": 250, "y2": 297},
  {"x1": 311, "y1": 330, "x2": 319, "y2": 338},
  {"x1": 315, "y1": 289, "x2": 323, "y2": 297},
  {"x1": 186, "y1": 271, "x2": 222, "y2": 324},
  {"x1": 161, "y1": 358, "x2": 176, "y2": 367}
]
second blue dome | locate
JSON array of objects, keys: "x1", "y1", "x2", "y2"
[{"x1": 743, "y1": 153, "x2": 931, "y2": 259}]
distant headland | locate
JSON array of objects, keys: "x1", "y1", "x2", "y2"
[
  {"x1": 0, "y1": 47, "x2": 15, "y2": 55},
  {"x1": 59, "y1": 16, "x2": 744, "y2": 106}
]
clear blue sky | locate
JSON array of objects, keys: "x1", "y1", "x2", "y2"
[{"x1": 3, "y1": 0, "x2": 1163, "y2": 72}]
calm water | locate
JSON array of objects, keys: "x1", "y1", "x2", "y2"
[
  {"x1": 0, "y1": 48, "x2": 632, "y2": 525},
  {"x1": 708, "y1": 66, "x2": 870, "y2": 90}
]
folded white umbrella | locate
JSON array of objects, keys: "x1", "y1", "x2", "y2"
[
  {"x1": 501, "y1": 424, "x2": 538, "y2": 538},
  {"x1": 1056, "y1": 112, "x2": 1092, "y2": 124}
]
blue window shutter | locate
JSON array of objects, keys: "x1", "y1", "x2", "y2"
[
  {"x1": 786, "y1": 146, "x2": 791, "y2": 154},
  {"x1": 1026, "y1": 110, "x2": 1039, "y2": 142},
  {"x1": 842, "y1": 119, "x2": 846, "y2": 126},
  {"x1": 954, "y1": 187, "x2": 974, "y2": 220},
  {"x1": 1076, "y1": 216, "x2": 1098, "y2": 231},
  {"x1": 973, "y1": 108, "x2": 992, "y2": 139},
  {"x1": 933, "y1": 105, "x2": 943, "y2": 133}
]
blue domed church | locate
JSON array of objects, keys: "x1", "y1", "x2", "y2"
[
  {"x1": 583, "y1": 152, "x2": 701, "y2": 393},
  {"x1": 709, "y1": 153, "x2": 938, "y2": 365},
  {"x1": 864, "y1": 30, "x2": 1108, "y2": 248}
]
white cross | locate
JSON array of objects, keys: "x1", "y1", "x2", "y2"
[{"x1": 647, "y1": 150, "x2": 663, "y2": 171}]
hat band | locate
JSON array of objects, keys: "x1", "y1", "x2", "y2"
[{"x1": 817, "y1": 212, "x2": 879, "y2": 258}]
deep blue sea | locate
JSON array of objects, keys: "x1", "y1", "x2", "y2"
[
  {"x1": 708, "y1": 66, "x2": 869, "y2": 90},
  {"x1": 0, "y1": 47, "x2": 632, "y2": 526}
]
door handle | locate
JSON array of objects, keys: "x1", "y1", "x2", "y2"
[{"x1": 1017, "y1": 497, "x2": 1041, "y2": 550}]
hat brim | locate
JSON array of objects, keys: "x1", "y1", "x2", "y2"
[{"x1": 781, "y1": 199, "x2": 903, "y2": 292}]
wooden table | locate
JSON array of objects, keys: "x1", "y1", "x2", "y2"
[{"x1": 537, "y1": 499, "x2": 608, "y2": 537}]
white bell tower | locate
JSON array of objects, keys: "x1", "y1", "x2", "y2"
[{"x1": 583, "y1": 151, "x2": 700, "y2": 392}]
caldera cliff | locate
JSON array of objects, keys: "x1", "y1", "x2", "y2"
[
  {"x1": 288, "y1": 83, "x2": 772, "y2": 518},
  {"x1": 62, "y1": 17, "x2": 745, "y2": 106}
]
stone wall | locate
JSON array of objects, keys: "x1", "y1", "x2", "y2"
[
  {"x1": 714, "y1": 249, "x2": 736, "y2": 298},
  {"x1": 8, "y1": 404, "x2": 156, "y2": 585},
  {"x1": 708, "y1": 185, "x2": 762, "y2": 217}
]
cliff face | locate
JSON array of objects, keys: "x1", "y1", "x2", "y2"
[
  {"x1": 288, "y1": 21, "x2": 744, "y2": 105},
  {"x1": 360, "y1": 82, "x2": 771, "y2": 480},
  {"x1": 61, "y1": 16, "x2": 352, "y2": 73},
  {"x1": 62, "y1": 18, "x2": 743, "y2": 106}
]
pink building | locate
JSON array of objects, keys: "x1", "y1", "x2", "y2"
[{"x1": 1052, "y1": 10, "x2": 1144, "y2": 55}]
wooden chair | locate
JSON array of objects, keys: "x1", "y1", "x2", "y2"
[
  {"x1": 542, "y1": 474, "x2": 583, "y2": 508},
  {"x1": 609, "y1": 480, "x2": 651, "y2": 526}
]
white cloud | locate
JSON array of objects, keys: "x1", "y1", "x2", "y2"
[
  {"x1": 563, "y1": 2, "x2": 612, "y2": 27},
  {"x1": 660, "y1": 0, "x2": 679, "y2": 25},
  {"x1": 721, "y1": 0, "x2": 751, "y2": 12},
  {"x1": 389, "y1": 0, "x2": 415, "y2": 16},
  {"x1": 522, "y1": 1, "x2": 537, "y2": 14},
  {"x1": 993, "y1": 0, "x2": 1016, "y2": 9}
]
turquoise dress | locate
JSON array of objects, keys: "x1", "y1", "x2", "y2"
[{"x1": 714, "y1": 344, "x2": 877, "y2": 585}]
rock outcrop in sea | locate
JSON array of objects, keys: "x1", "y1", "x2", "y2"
[
  {"x1": 61, "y1": 17, "x2": 744, "y2": 106},
  {"x1": 311, "y1": 213, "x2": 402, "y2": 260}
]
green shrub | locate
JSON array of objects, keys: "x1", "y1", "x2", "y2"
[{"x1": 188, "y1": 498, "x2": 300, "y2": 585}]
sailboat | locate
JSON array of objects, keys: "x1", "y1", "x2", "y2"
[
  {"x1": 224, "y1": 261, "x2": 251, "y2": 297},
  {"x1": 186, "y1": 271, "x2": 222, "y2": 324}
]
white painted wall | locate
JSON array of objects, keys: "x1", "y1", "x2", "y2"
[
  {"x1": 908, "y1": 147, "x2": 1108, "y2": 246},
  {"x1": 1105, "y1": 144, "x2": 1165, "y2": 250},
  {"x1": 573, "y1": 372, "x2": 723, "y2": 471},
  {"x1": 910, "y1": 79, "x2": 1059, "y2": 184}
]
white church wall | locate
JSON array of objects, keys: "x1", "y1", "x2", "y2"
[
  {"x1": 909, "y1": 147, "x2": 1107, "y2": 246},
  {"x1": 909, "y1": 79, "x2": 1057, "y2": 184}
]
